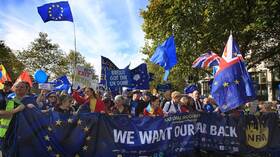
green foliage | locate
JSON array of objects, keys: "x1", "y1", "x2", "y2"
[
  {"x1": 17, "y1": 32, "x2": 66, "y2": 78},
  {"x1": 16, "y1": 32, "x2": 98, "y2": 80},
  {"x1": 66, "y1": 50, "x2": 98, "y2": 80},
  {"x1": 141, "y1": 0, "x2": 280, "y2": 91},
  {"x1": 0, "y1": 41, "x2": 24, "y2": 81}
]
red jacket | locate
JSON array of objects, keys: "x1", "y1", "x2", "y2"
[{"x1": 72, "y1": 91, "x2": 105, "y2": 113}]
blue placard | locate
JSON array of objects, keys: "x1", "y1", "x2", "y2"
[{"x1": 106, "y1": 69, "x2": 131, "y2": 89}]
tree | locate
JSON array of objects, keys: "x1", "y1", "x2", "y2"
[
  {"x1": 17, "y1": 32, "x2": 98, "y2": 80},
  {"x1": 17, "y1": 32, "x2": 68, "y2": 78},
  {"x1": 0, "y1": 41, "x2": 25, "y2": 81},
  {"x1": 141, "y1": 0, "x2": 280, "y2": 90},
  {"x1": 65, "y1": 50, "x2": 98, "y2": 80}
]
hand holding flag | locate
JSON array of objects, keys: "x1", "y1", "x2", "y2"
[{"x1": 211, "y1": 34, "x2": 256, "y2": 112}]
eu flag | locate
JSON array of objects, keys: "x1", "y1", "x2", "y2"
[
  {"x1": 150, "y1": 35, "x2": 177, "y2": 81},
  {"x1": 130, "y1": 63, "x2": 149, "y2": 90},
  {"x1": 51, "y1": 75, "x2": 71, "y2": 92},
  {"x1": 211, "y1": 59, "x2": 256, "y2": 112},
  {"x1": 100, "y1": 56, "x2": 119, "y2": 86},
  {"x1": 3, "y1": 108, "x2": 99, "y2": 157},
  {"x1": 150, "y1": 35, "x2": 177, "y2": 70},
  {"x1": 37, "y1": 1, "x2": 73, "y2": 23}
]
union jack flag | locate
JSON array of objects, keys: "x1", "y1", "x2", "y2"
[
  {"x1": 192, "y1": 51, "x2": 221, "y2": 69},
  {"x1": 222, "y1": 34, "x2": 244, "y2": 63}
]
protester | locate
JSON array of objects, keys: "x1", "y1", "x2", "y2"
[
  {"x1": 143, "y1": 95, "x2": 163, "y2": 116},
  {"x1": 50, "y1": 94, "x2": 75, "y2": 114},
  {"x1": 141, "y1": 91, "x2": 152, "y2": 105},
  {"x1": 73, "y1": 87, "x2": 105, "y2": 113},
  {"x1": 0, "y1": 81, "x2": 13, "y2": 111},
  {"x1": 179, "y1": 96, "x2": 194, "y2": 113},
  {"x1": 129, "y1": 90, "x2": 146, "y2": 116},
  {"x1": 192, "y1": 90, "x2": 203, "y2": 112},
  {"x1": 111, "y1": 95, "x2": 129, "y2": 115},
  {"x1": 36, "y1": 89, "x2": 49, "y2": 109},
  {"x1": 163, "y1": 91, "x2": 182, "y2": 115},
  {"x1": 0, "y1": 81, "x2": 31, "y2": 155},
  {"x1": 122, "y1": 88, "x2": 133, "y2": 107},
  {"x1": 202, "y1": 97, "x2": 215, "y2": 113},
  {"x1": 160, "y1": 90, "x2": 171, "y2": 109},
  {"x1": 44, "y1": 91, "x2": 59, "y2": 110},
  {"x1": 102, "y1": 92, "x2": 114, "y2": 114}
]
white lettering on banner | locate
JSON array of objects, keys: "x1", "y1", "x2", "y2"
[
  {"x1": 210, "y1": 125, "x2": 217, "y2": 135},
  {"x1": 230, "y1": 126, "x2": 237, "y2": 137},
  {"x1": 139, "y1": 127, "x2": 172, "y2": 144},
  {"x1": 174, "y1": 124, "x2": 195, "y2": 137},
  {"x1": 111, "y1": 70, "x2": 126, "y2": 75},
  {"x1": 139, "y1": 130, "x2": 152, "y2": 144},
  {"x1": 217, "y1": 126, "x2": 229, "y2": 137},
  {"x1": 209, "y1": 125, "x2": 237, "y2": 137},
  {"x1": 113, "y1": 129, "x2": 135, "y2": 144},
  {"x1": 74, "y1": 65, "x2": 94, "y2": 88},
  {"x1": 196, "y1": 122, "x2": 207, "y2": 134},
  {"x1": 113, "y1": 122, "x2": 238, "y2": 145},
  {"x1": 108, "y1": 69, "x2": 129, "y2": 87}
]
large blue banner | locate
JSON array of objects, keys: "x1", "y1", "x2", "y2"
[
  {"x1": 3, "y1": 109, "x2": 280, "y2": 157},
  {"x1": 95, "y1": 114, "x2": 198, "y2": 156}
]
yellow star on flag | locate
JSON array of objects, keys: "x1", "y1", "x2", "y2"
[
  {"x1": 47, "y1": 146, "x2": 52, "y2": 151},
  {"x1": 67, "y1": 118, "x2": 73, "y2": 123},
  {"x1": 83, "y1": 145, "x2": 88, "y2": 151},
  {"x1": 223, "y1": 82, "x2": 229, "y2": 87},
  {"x1": 234, "y1": 80, "x2": 240, "y2": 84},
  {"x1": 47, "y1": 126, "x2": 52, "y2": 132},
  {"x1": 83, "y1": 126, "x2": 90, "y2": 132},
  {"x1": 77, "y1": 119, "x2": 82, "y2": 125},
  {"x1": 44, "y1": 135, "x2": 50, "y2": 141},
  {"x1": 56, "y1": 119, "x2": 62, "y2": 126},
  {"x1": 86, "y1": 136, "x2": 91, "y2": 141}
]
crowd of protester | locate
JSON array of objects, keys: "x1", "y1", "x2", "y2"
[
  {"x1": 0, "y1": 80, "x2": 280, "y2": 157},
  {"x1": 0, "y1": 80, "x2": 279, "y2": 119}
]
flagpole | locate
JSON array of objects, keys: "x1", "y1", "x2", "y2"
[{"x1": 72, "y1": 22, "x2": 77, "y2": 85}]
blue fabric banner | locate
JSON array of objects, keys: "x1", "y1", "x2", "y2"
[{"x1": 3, "y1": 109, "x2": 280, "y2": 156}]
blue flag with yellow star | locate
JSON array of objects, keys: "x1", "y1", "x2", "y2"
[
  {"x1": 37, "y1": 1, "x2": 73, "y2": 23},
  {"x1": 3, "y1": 108, "x2": 99, "y2": 157},
  {"x1": 210, "y1": 59, "x2": 256, "y2": 112}
]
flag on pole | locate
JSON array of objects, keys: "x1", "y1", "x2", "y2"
[
  {"x1": 211, "y1": 35, "x2": 256, "y2": 112},
  {"x1": 100, "y1": 56, "x2": 119, "y2": 86},
  {"x1": 37, "y1": 1, "x2": 73, "y2": 23},
  {"x1": 222, "y1": 34, "x2": 243, "y2": 62},
  {"x1": 192, "y1": 51, "x2": 221, "y2": 69},
  {"x1": 150, "y1": 35, "x2": 177, "y2": 81},
  {"x1": 12, "y1": 71, "x2": 33, "y2": 90},
  {"x1": 130, "y1": 63, "x2": 150, "y2": 90},
  {"x1": 0, "y1": 64, "x2": 12, "y2": 89},
  {"x1": 51, "y1": 75, "x2": 71, "y2": 92}
]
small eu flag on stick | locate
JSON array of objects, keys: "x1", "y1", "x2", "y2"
[{"x1": 37, "y1": 1, "x2": 73, "y2": 23}]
